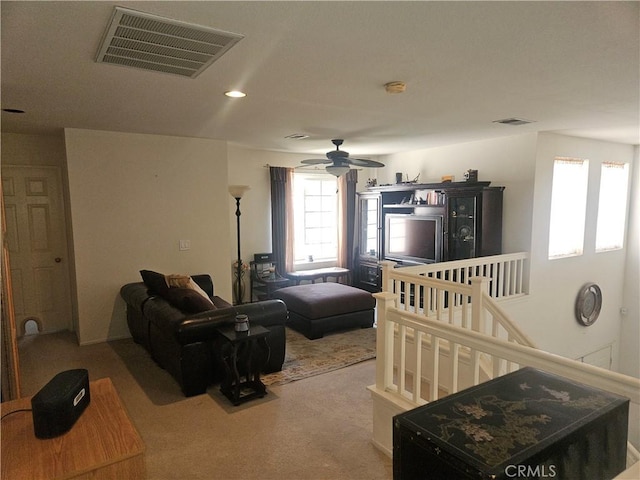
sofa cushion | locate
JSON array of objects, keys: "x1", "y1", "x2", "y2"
[
  {"x1": 140, "y1": 269, "x2": 169, "y2": 296},
  {"x1": 164, "y1": 287, "x2": 216, "y2": 313},
  {"x1": 191, "y1": 274, "x2": 214, "y2": 298},
  {"x1": 212, "y1": 296, "x2": 233, "y2": 309},
  {"x1": 165, "y1": 274, "x2": 211, "y2": 301},
  {"x1": 165, "y1": 274, "x2": 192, "y2": 288}
]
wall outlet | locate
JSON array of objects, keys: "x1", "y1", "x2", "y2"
[{"x1": 179, "y1": 239, "x2": 191, "y2": 251}]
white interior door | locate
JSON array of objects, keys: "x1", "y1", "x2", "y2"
[{"x1": 2, "y1": 165, "x2": 73, "y2": 334}]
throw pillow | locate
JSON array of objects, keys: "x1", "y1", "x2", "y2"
[
  {"x1": 165, "y1": 274, "x2": 191, "y2": 288},
  {"x1": 165, "y1": 274, "x2": 211, "y2": 301},
  {"x1": 140, "y1": 270, "x2": 169, "y2": 296},
  {"x1": 164, "y1": 288, "x2": 216, "y2": 313}
]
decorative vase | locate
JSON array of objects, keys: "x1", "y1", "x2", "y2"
[{"x1": 232, "y1": 260, "x2": 248, "y2": 304}]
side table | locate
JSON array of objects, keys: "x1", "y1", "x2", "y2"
[
  {"x1": 1, "y1": 377, "x2": 145, "y2": 480},
  {"x1": 286, "y1": 267, "x2": 350, "y2": 285},
  {"x1": 216, "y1": 324, "x2": 271, "y2": 405}
]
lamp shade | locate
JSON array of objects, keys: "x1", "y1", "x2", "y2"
[
  {"x1": 326, "y1": 165, "x2": 350, "y2": 177},
  {"x1": 228, "y1": 185, "x2": 250, "y2": 199}
]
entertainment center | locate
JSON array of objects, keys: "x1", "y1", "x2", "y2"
[{"x1": 355, "y1": 181, "x2": 504, "y2": 292}]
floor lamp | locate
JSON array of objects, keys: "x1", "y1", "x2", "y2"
[{"x1": 229, "y1": 185, "x2": 250, "y2": 304}]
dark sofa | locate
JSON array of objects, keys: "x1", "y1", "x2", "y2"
[{"x1": 120, "y1": 272, "x2": 287, "y2": 397}]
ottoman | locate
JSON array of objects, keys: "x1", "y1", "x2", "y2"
[{"x1": 273, "y1": 282, "x2": 375, "y2": 339}]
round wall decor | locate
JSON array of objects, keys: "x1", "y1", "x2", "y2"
[{"x1": 575, "y1": 283, "x2": 602, "y2": 326}]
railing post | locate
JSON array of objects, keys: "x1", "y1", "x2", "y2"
[
  {"x1": 373, "y1": 291, "x2": 398, "y2": 391},
  {"x1": 470, "y1": 276, "x2": 490, "y2": 334},
  {"x1": 379, "y1": 260, "x2": 397, "y2": 294}
]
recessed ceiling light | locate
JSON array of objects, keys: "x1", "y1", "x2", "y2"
[
  {"x1": 2, "y1": 108, "x2": 25, "y2": 114},
  {"x1": 224, "y1": 90, "x2": 246, "y2": 98}
]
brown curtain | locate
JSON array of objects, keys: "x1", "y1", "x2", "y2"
[
  {"x1": 337, "y1": 169, "x2": 358, "y2": 274},
  {"x1": 269, "y1": 167, "x2": 295, "y2": 276}
]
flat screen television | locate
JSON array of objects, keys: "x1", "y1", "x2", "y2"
[{"x1": 385, "y1": 214, "x2": 443, "y2": 264}]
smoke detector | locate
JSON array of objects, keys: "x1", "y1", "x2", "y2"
[
  {"x1": 384, "y1": 81, "x2": 406, "y2": 94},
  {"x1": 95, "y1": 7, "x2": 244, "y2": 78}
]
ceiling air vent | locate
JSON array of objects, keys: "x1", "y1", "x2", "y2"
[
  {"x1": 284, "y1": 134, "x2": 310, "y2": 140},
  {"x1": 95, "y1": 7, "x2": 244, "y2": 78}
]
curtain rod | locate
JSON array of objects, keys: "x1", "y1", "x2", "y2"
[{"x1": 263, "y1": 163, "x2": 361, "y2": 171}]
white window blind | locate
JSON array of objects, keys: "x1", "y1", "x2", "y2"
[
  {"x1": 548, "y1": 157, "x2": 589, "y2": 259},
  {"x1": 596, "y1": 162, "x2": 630, "y2": 252},
  {"x1": 293, "y1": 173, "x2": 338, "y2": 263}
]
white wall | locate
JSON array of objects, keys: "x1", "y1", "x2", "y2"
[
  {"x1": 376, "y1": 133, "x2": 539, "y2": 254},
  {"x1": 64, "y1": 129, "x2": 231, "y2": 345},
  {"x1": 226, "y1": 145, "x2": 373, "y2": 298},
  {"x1": 515, "y1": 133, "x2": 636, "y2": 368},
  {"x1": 1, "y1": 133, "x2": 66, "y2": 167},
  {"x1": 618, "y1": 146, "x2": 638, "y2": 378},
  {"x1": 227, "y1": 145, "x2": 310, "y2": 266},
  {"x1": 6, "y1": 131, "x2": 637, "y2": 367},
  {"x1": 375, "y1": 132, "x2": 638, "y2": 372}
]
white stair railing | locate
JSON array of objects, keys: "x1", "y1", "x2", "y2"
[
  {"x1": 369, "y1": 254, "x2": 640, "y2": 472},
  {"x1": 373, "y1": 293, "x2": 640, "y2": 406},
  {"x1": 381, "y1": 251, "x2": 529, "y2": 299},
  {"x1": 379, "y1": 261, "x2": 535, "y2": 347}
]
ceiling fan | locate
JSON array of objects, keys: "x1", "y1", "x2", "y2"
[{"x1": 301, "y1": 139, "x2": 385, "y2": 177}]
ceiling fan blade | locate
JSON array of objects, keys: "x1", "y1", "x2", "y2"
[
  {"x1": 301, "y1": 158, "x2": 332, "y2": 165},
  {"x1": 345, "y1": 157, "x2": 385, "y2": 168},
  {"x1": 298, "y1": 139, "x2": 381, "y2": 175}
]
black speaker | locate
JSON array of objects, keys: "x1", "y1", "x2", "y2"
[
  {"x1": 31, "y1": 369, "x2": 90, "y2": 439},
  {"x1": 254, "y1": 252, "x2": 273, "y2": 262},
  {"x1": 449, "y1": 196, "x2": 477, "y2": 260}
]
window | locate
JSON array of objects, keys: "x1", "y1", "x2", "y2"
[
  {"x1": 363, "y1": 198, "x2": 378, "y2": 255},
  {"x1": 293, "y1": 173, "x2": 338, "y2": 263},
  {"x1": 548, "y1": 157, "x2": 589, "y2": 259},
  {"x1": 387, "y1": 216, "x2": 408, "y2": 254},
  {"x1": 596, "y1": 162, "x2": 630, "y2": 252}
]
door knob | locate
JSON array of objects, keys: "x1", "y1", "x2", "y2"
[{"x1": 55, "y1": 257, "x2": 62, "y2": 263}]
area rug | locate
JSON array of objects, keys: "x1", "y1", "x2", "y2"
[{"x1": 261, "y1": 327, "x2": 377, "y2": 386}]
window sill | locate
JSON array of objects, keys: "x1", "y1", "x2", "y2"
[{"x1": 293, "y1": 260, "x2": 337, "y2": 271}]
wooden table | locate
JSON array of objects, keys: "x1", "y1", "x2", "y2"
[
  {"x1": 286, "y1": 267, "x2": 350, "y2": 285},
  {"x1": 1, "y1": 377, "x2": 146, "y2": 480}
]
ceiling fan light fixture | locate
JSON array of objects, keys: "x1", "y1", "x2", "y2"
[
  {"x1": 326, "y1": 165, "x2": 350, "y2": 177},
  {"x1": 299, "y1": 139, "x2": 384, "y2": 176}
]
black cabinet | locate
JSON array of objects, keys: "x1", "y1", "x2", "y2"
[
  {"x1": 393, "y1": 367, "x2": 629, "y2": 480},
  {"x1": 446, "y1": 186, "x2": 503, "y2": 260},
  {"x1": 356, "y1": 261, "x2": 381, "y2": 293},
  {"x1": 355, "y1": 193, "x2": 382, "y2": 292},
  {"x1": 355, "y1": 182, "x2": 504, "y2": 291}
]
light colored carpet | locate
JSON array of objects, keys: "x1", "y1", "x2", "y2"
[
  {"x1": 262, "y1": 327, "x2": 377, "y2": 386},
  {"x1": 17, "y1": 329, "x2": 392, "y2": 480}
]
